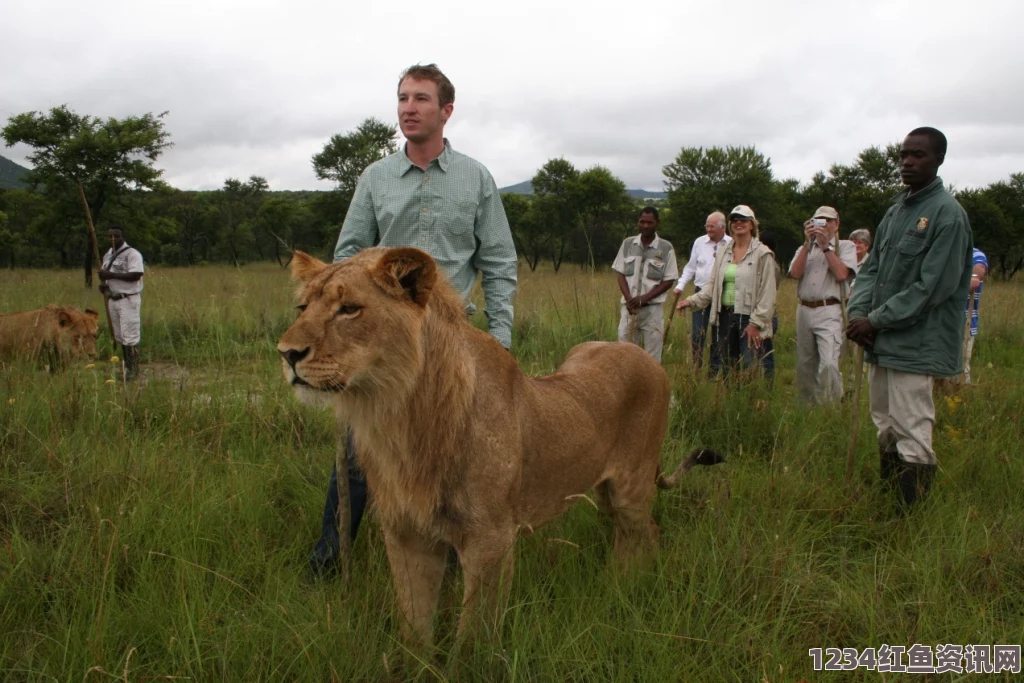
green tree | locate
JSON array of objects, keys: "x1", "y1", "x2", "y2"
[
  {"x1": 574, "y1": 166, "x2": 633, "y2": 269},
  {"x1": 312, "y1": 117, "x2": 398, "y2": 227},
  {"x1": 803, "y1": 143, "x2": 901, "y2": 236},
  {"x1": 531, "y1": 158, "x2": 581, "y2": 272},
  {"x1": 216, "y1": 176, "x2": 268, "y2": 266},
  {"x1": 502, "y1": 193, "x2": 546, "y2": 272},
  {"x1": 662, "y1": 146, "x2": 775, "y2": 248},
  {"x1": 1, "y1": 105, "x2": 172, "y2": 285}
]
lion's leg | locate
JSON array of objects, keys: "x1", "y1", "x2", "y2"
[
  {"x1": 382, "y1": 524, "x2": 448, "y2": 651},
  {"x1": 455, "y1": 530, "x2": 516, "y2": 646},
  {"x1": 604, "y1": 475, "x2": 659, "y2": 561}
]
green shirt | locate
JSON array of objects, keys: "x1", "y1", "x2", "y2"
[
  {"x1": 334, "y1": 140, "x2": 518, "y2": 348},
  {"x1": 848, "y1": 177, "x2": 973, "y2": 377},
  {"x1": 722, "y1": 264, "x2": 737, "y2": 307}
]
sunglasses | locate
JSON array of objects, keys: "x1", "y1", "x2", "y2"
[{"x1": 730, "y1": 216, "x2": 752, "y2": 223}]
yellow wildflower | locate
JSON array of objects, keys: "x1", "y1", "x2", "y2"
[
  {"x1": 6, "y1": 398, "x2": 14, "y2": 405},
  {"x1": 85, "y1": 363, "x2": 96, "y2": 369},
  {"x1": 110, "y1": 356, "x2": 120, "y2": 363},
  {"x1": 105, "y1": 379, "x2": 116, "y2": 384}
]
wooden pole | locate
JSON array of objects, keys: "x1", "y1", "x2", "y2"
[
  {"x1": 76, "y1": 181, "x2": 116, "y2": 345},
  {"x1": 844, "y1": 344, "x2": 866, "y2": 488},
  {"x1": 334, "y1": 421, "x2": 352, "y2": 586},
  {"x1": 663, "y1": 291, "x2": 681, "y2": 347},
  {"x1": 961, "y1": 291, "x2": 976, "y2": 386}
]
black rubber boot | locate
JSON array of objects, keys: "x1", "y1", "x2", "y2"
[
  {"x1": 123, "y1": 344, "x2": 139, "y2": 381},
  {"x1": 896, "y1": 461, "x2": 936, "y2": 515},
  {"x1": 880, "y1": 447, "x2": 900, "y2": 489}
]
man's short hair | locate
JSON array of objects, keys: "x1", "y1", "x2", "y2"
[
  {"x1": 399, "y1": 64, "x2": 455, "y2": 107},
  {"x1": 640, "y1": 206, "x2": 659, "y2": 221},
  {"x1": 907, "y1": 127, "x2": 948, "y2": 158},
  {"x1": 849, "y1": 228, "x2": 872, "y2": 244},
  {"x1": 107, "y1": 224, "x2": 125, "y2": 237},
  {"x1": 707, "y1": 211, "x2": 726, "y2": 226}
]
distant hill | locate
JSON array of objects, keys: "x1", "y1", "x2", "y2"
[
  {"x1": 499, "y1": 180, "x2": 667, "y2": 200},
  {"x1": 0, "y1": 154, "x2": 30, "y2": 189}
]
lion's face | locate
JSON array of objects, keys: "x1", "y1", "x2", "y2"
[
  {"x1": 58, "y1": 307, "x2": 100, "y2": 359},
  {"x1": 277, "y1": 248, "x2": 438, "y2": 404}
]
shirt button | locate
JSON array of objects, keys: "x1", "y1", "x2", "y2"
[
  {"x1": 424, "y1": 175, "x2": 429, "y2": 182},
  {"x1": 422, "y1": 207, "x2": 428, "y2": 212}
]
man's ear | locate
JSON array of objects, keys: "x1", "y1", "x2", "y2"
[
  {"x1": 290, "y1": 251, "x2": 328, "y2": 282},
  {"x1": 371, "y1": 248, "x2": 437, "y2": 307}
]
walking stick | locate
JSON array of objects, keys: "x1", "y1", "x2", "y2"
[
  {"x1": 844, "y1": 344, "x2": 866, "y2": 488},
  {"x1": 334, "y1": 420, "x2": 352, "y2": 586},
  {"x1": 77, "y1": 181, "x2": 116, "y2": 345},
  {"x1": 961, "y1": 291, "x2": 976, "y2": 386},
  {"x1": 663, "y1": 291, "x2": 681, "y2": 345},
  {"x1": 835, "y1": 235, "x2": 851, "y2": 359}
]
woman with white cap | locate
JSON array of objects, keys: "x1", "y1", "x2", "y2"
[{"x1": 676, "y1": 205, "x2": 777, "y2": 378}]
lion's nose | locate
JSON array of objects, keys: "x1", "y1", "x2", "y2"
[{"x1": 279, "y1": 346, "x2": 310, "y2": 368}]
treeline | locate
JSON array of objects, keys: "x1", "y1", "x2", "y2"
[
  {"x1": 506, "y1": 145, "x2": 1024, "y2": 279},
  {"x1": 2, "y1": 107, "x2": 1022, "y2": 280}
]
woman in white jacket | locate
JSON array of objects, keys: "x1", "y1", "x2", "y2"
[{"x1": 677, "y1": 205, "x2": 777, "y2": 378}]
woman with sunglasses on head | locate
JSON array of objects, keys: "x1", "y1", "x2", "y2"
[{"x1": 676, "y1": 205, "x2": 777, "y2": 379}]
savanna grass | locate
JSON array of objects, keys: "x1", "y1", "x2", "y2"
[{"x1": 1, "y1": 263, "x2": 1023, "y2": 681}]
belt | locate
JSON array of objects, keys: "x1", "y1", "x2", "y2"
[
  {"x1": 800, "y1": 298, "x2": 840, "y2": 308},
  {"x1": 108, "y1": 293, "x2": 138, "y2": 302},
  {"x1": 720, "y1": 305, "x2": 735, "y2": 313}
]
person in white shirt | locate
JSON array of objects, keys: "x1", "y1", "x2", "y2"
[
  {"x1": 611, "y1": 207, "x2": 679, "y2": 362},
  {"x1": 674, "y1": 211, "x2": 732, "y2": 370},
  {"x1": 98, "y1": 225, "x2": 144, "y2": 380}
]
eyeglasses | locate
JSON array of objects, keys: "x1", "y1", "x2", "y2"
[{"x1": 730, "y1": 216, "x2": 751, "y2": 223}]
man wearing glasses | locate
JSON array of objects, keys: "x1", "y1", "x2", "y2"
[{"x1": 674, "y1": 211, "x2": 732, "y2": 370}]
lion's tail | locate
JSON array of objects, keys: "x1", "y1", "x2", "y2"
[{"x1": 656, "y1": 448, "x2": 726, "y2": 490}]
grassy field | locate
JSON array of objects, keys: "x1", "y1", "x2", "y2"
[{"x1": 2, "y1": 262, "x2": 1023, "y2": 681}]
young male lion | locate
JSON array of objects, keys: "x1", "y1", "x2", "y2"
[{"x1": 278, "y1": 247, "x2": 721, "y2": 650}]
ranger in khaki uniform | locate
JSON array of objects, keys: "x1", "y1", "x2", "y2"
[
  {"x1": 847, "y1": 127, "x2": 973, "y2": 513},
  {"x1": 788, "y1": 206, "x2": 857, "y2": 405},
  {"x1": 99, "y1": 225, "x2": 144, "y2": 380},
  {"x1": 612, "y1": 207, "x2": 679, "y2": 363}
]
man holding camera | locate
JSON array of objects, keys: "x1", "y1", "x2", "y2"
[{"x1": 788, "y1": 207, "x2": 857, "y2": 405}]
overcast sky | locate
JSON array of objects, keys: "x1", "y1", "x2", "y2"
[{"x1": 3, "y1": 0, "x2": 1021, "y2": 193}]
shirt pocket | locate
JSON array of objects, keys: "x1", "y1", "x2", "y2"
[
  {"x1": 646, "y1": 259, "x2": 665, "y2": 281},
  {"x1": 623, "y1": 256, "x2": 637, "y2": 277},
  {"x1": 897, "y1": 232, "x2": 927, "y2": 257},
  {"x1": 446, "y1": 199, "x2": 477, "y2": 236}
]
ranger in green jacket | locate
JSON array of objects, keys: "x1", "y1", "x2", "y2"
[{"x1": 847, "y1": 127, "x2": 973, "y2": 513}]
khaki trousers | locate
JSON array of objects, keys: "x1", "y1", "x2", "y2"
[
  {"x1": 618, "y1": 304, "x2": 664, "y2": 362},
  {"x1": 868, "y1": 365, "x2": 936, "y2": 465},
  {"x1": 109, "y1": 295, "x2": 142, "y2": 346},
  {"x1": 795, "y1": 304, "x2": 844, "y2": 405}
]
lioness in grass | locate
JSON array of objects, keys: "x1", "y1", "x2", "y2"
[{"x1": 277, "y1": 247, "x2": 721, "y2": 649}]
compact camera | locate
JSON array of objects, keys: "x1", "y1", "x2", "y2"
[{"x1": 812, "y1": 218, "x2": 827, "y2": 228}]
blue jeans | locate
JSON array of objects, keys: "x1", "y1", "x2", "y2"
[
  {"x1": 691, "y1": 287, "x2": 722, "y2": 374},
  {"x1": 712, "y1": 309, "x2": 762, "y2": 378},
  {"x1": 309, "y1": 430, "x2": 369, "y2": 572}
]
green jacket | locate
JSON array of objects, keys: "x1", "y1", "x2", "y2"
[{"x1": 848, "y1": 177, "x2": 973, "y2": 377}]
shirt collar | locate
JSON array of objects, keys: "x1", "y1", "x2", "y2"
[
  {"x1": 632, "y1": 233, "x2": 661, "y2": 249},
  {"x1": 397, "y1": 138, "x2": 453, "y2": 176},
  {"x1": 900, "y1": 176, "x2": 944, "y2": 205}
]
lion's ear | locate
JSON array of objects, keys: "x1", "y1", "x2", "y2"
[
  {"x1": 371, "y1": 248, "x2": 437, "y2": 307},
  {"x1": 57, "y1": 309, "x2": 73, "y2": 328},
  {"x1": 291, "y1": 251, "x2": 327, "y2": 281}
]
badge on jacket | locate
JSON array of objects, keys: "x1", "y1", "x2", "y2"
[{"x1": 916, "y1": 217, "x2": 929, "y2": 231}]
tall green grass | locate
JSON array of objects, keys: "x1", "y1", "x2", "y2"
[{"x1": 1, "y1": 263, "x2": 1023, "y2": 681}]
